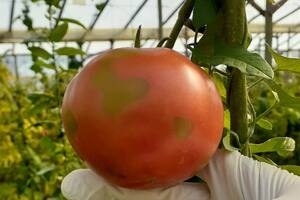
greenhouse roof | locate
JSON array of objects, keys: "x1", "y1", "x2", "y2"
[
  {"x1": 0, "y1": 0, "x2": 300, "y2": 42},
  {"x1": 0, "y1": 0, "x2": 300, "y2": 39},
  {"x1": 0, "y1": 0, "x2": 300, "y2": 58}
]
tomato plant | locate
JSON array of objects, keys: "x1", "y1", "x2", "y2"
[{"x1": 62, "y1": 48, "x2": 223, "y2": 188}]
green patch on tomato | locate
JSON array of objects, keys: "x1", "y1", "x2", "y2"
[
  {"x1": 93, "y1": 61, "x2": 149, "y2": 116},
  {"x1": 173, "y1": 117, "x2": 193, "y2": 139}
]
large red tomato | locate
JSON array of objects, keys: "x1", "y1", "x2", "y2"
[{"x1": 61, "y1": 48, "x2": 223, "y2": 189}]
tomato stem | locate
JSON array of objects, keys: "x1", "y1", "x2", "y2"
[
  {"x1": 221, "y1": 0, "x2": 246, "y2": 46},
  {"x1": 228, "y1": 69, "x2": 248, "y2": 152},
  {"x1": 223, "y1": 0, "x2": 250, "y2": 155},
  {"x1": 165, "y1": 0, "x2": 195, "y2": 49}
]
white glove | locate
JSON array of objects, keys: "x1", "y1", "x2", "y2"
[{"x1": 61, "y1": 150, "x2": 300, "y2": 200}]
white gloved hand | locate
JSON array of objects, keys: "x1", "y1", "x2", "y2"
[{"x1": 61, "y1": 150, "x2": 300, "y2": 200}]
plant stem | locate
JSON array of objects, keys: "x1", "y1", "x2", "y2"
[
  {"x1": 222, "y1": 0, "x2": 249, "y2": 155},
  {"x1": 165, "y1": 0, "x2": 195, "y2": 49},
  {"x1": 256, "y1": 103, "x2": 278, "y2": 121},
  {"x1": 248, "y1": 77, "x2": 264, "y2": 89},
  {"x1": 48, "y1": 5, "x2": 62, "y2": 135},
  {"x1": 228, "y1": 70, "x2": 248, "y2": 144},
  {"x1": 48, "y1": 6, "x2": 60, "y2": 108},
  {"x1": 221, "y1": 0, "x2": 246, "y2": 46}
]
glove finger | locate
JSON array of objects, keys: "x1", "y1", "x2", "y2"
[
  {"x1": 197, "y1": 149, "x2": 300, "y2": 200},
  {"x1": 62, "y1": 169, "x2": 210, "y2": 200},
  {"x1": 61, "y1": 169, "x2": 112, "y2": 200},
  {"x1": 196, "y1": 150, "x2": 243, "y2": 200},
  {"x1": 90, "y1": 182, "x2": 210, "y2": 200}
]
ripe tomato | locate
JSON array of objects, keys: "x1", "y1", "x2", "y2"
[{"x1": 61, "y1": 48, "x2": 223, "y2": 189}]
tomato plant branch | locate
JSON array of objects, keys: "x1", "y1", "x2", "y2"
[
  {"x1": 248, "y1": 77, "x2": 264, "y2": 89},
  {"x1": 256, "y1": 102, "x2": 278, "y2": 121},
  {"x1": 222, "y1": 0, "x2": 249, "y2": 155},
  {"x1": 228, "y1": 70, "x2": 248, "y2": 147},
  {"x1": 48, "y1": 6, "x2": 59, "y2": 99},
  {"x1": 165, "y1": 0, "x2": 195, "y2": 49},
  {"x1": 48, "y1": 5, "x2": 62, "y2": 135}
]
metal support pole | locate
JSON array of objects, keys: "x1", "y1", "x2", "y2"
[
  {"x1": 82, "y1": 0, "x2": 110, "y2": 40},
  {"x1": 287, "y1": 31, "x2": 291, "y2": 57},
  {"x1": 265, "y1": 1, "x2": 273, "y2": 64},
  {"x1": 157, "y1": 0, "x2": 163, "y2": 40},
  {"x1": 273, "y1": 6, "x2": 300, "y2": 24},
  {"x1": 123, "y1": 0, "x2": 148, "y2": 30},
  {"x1": 12, "y1": 44, "x2": 19, "y2": 81},
  {"x1": 9, "y1": 0, "x2": 16, "y2": 32},
  {"x1": 248, "y1": 13, "x2": 260, "y2": 23},
  {"x1": 275, "y1": 33, "x2": 279, "y2": 52},
  {"x1": 271, "y1": 0, "x2": 288, "y2": 13},
  {"x1": 248, "y1": 0, "x2": 265, "y2": 16},
  {"x1": 82, "y1": 0, "x2": 110, "y2": 51},
  {"x1": 162, "y1": 1, "x2": 185, "y2": 26},
  {"x1": 55, "y1": 0, "x2": 67, "y2": 27}
]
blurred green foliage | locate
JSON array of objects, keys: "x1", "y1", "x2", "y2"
[
  {"x1": 251, "y1": 73, "x2": 300, "y2": 165},
  {"x1": 0, "y1": 0, "x2": 86, "y2": 199},
  {"x1": 0, "y1": 60, "x2": 83, "y2": 199}
]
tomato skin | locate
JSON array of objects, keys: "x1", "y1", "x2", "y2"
[{"x1": 62, "y1": 48, "x2": 224, "y2": 189}]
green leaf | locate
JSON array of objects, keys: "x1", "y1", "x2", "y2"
[
  {"x1": 224, "y1": 109, "x2": 230, "y2": 130},
  {"x1": 28, "y1": 93, "x2": 55, "y2": 103},
  {"x1": 249, "y1": 137, "x2": 295, "y2": 157},
  {"x1": 55, "y1": 47, "x2": 85, "y2": 56},
  {"x1": 212, "y1": 72, "x2": 226, "y2": 98},
  {"x1": 134, "y1": 25, "x2": 142, "y2": 48},
  {"x1": 280, "y1": 165, "x2": 300, "y2": 176},
  {"x1": 268, "y1": 47, "x2": 300, "y2": 74},
  {"x1": 28, "y1": 47, "x2": 51, "y2": 60},
  {"x1": 30, "y1": 64, "x2": 42, "y2": 73},
  {"x1": 192, "y1": 42, "x2": 274, "y2": 79},
  {"x1": 256, "y1": 118, "x2": 272, "y2": 130},
  {"x1": 40, "y1": 137, "x2": 56, "y2": 152},
  {"x1": 192, "y1": 0, "x2": 218, "y2": 30},
  {"x1": 26, "y1": 146, "x2": 42, "y2": 167},
  {"x1": 45, "y1": 0, "x2": 59, "y2": 7},
  {"x1": 35, "y1": 60, "x2": 55, "y2": 70},
  {"x1": 0, "y1": 183, "x2": 17, "y2": 198},
  {"x1": 271, "y1": 90, "x2": 280, "y2": 102},
  {"x1": 27, "y1": 93, "x2": 57, "y2": 114},
  {"x1": 33, "y1": 121, "x2": 56, "y2": 127},
  {"x1": 156, "y1": 37, "x2": 170, "y2": 47},
  {"x1": 49, "y1": 22, "x2": 68, "y2": 42},
  {"x1": 36, "y1": 164, "x2": 56, "y2": 176},
  {"x1": 68, "y1": 56, "x2": 82, "y2": 69},
  {"x1": 96, "y1": 2, "x2": 107, "y2": 12},
  {"x1": 57, "y1": 18, "x2": 87, "y2": 30},
  {"x1": 267, "y1": 81, "x2": 300, "y2": 110},
  {"x1": 23, "y1": 16, "x2": 33, "y2": 31},
  {"x1": 253, "y1": 154, "x2": 277, "y2": 166}
]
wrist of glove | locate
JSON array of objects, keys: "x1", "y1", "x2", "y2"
[{"x1": 61, "y1": 150, "x2": 300, "y2": 200}]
